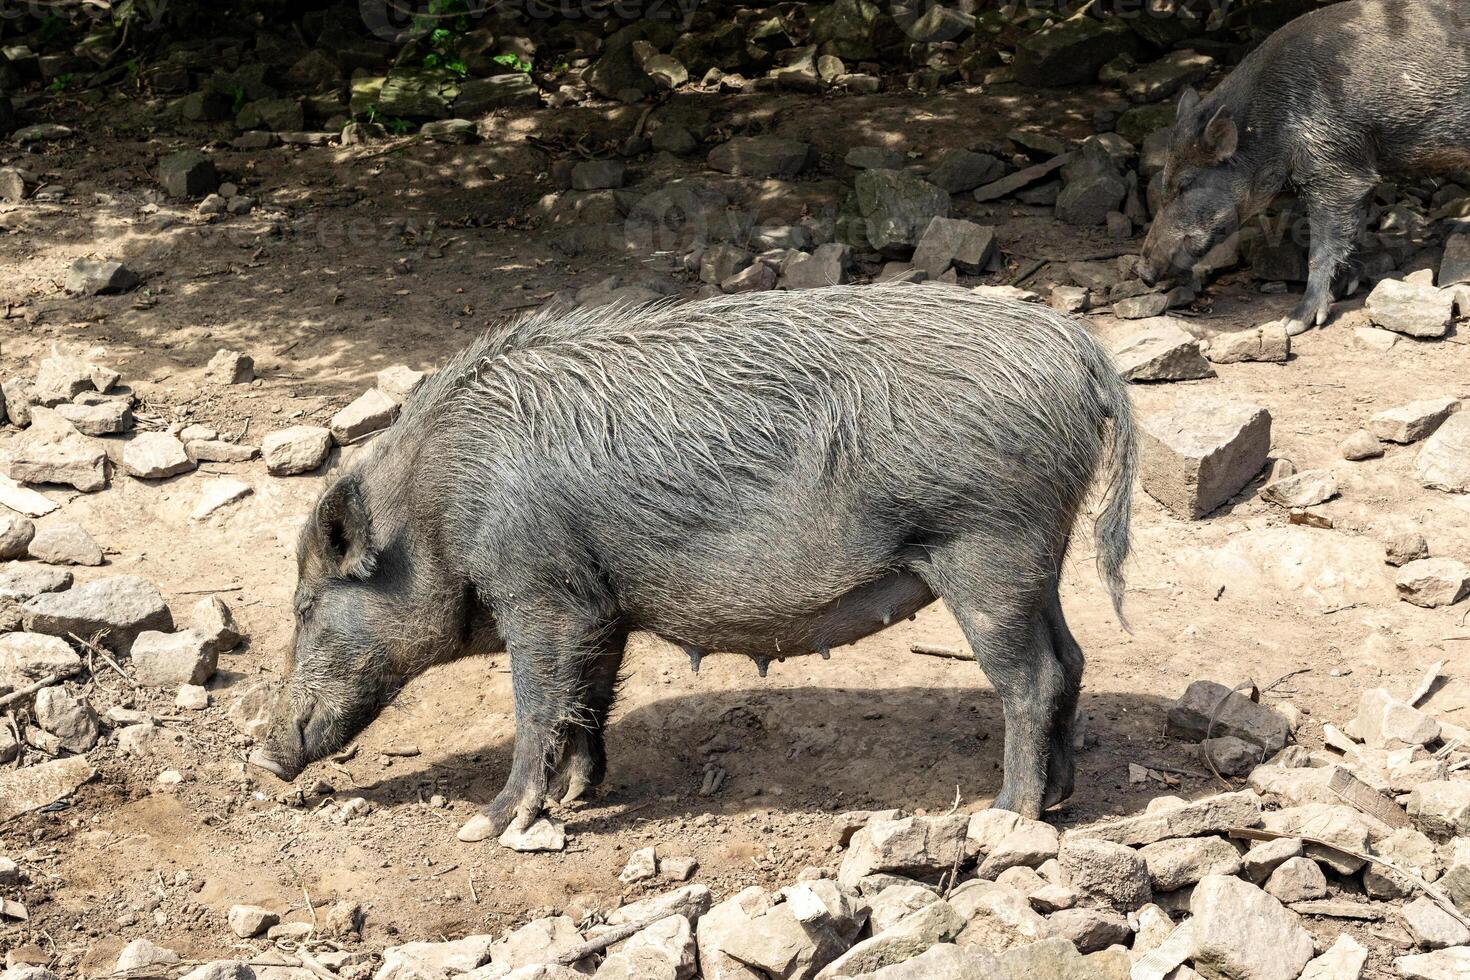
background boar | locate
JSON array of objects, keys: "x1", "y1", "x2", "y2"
[
  {"x1": 1139, "y1": 0, "x2": 1470, "y2": 335},
  {"x1": 250, "y1": 283, "x2": 1136, "y2": 840}
]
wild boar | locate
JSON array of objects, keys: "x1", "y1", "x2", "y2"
[
  {"x1": 1139, "y1": 0, "x2": 1470, "y2": 335},
  {"x1": 249, "y1": 283, "x2": 1136, "y2": 840}
]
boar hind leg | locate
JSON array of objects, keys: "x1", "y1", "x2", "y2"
[
  {"x1": 1288, "y1": 177, "x2": 1374, "y2": 335},
  {"x1": 920, "y1": 552, "x2": 1059, "y2": 819},
  {"x1": 457, "y1": 608, "x2": 611, "y2": 843},
  {"x1": 549, "y1": 641, "x2": 626, "y2": 805},
  {"x1": 1042, "y1": 589, "x2": 1084, "y2": 810}
]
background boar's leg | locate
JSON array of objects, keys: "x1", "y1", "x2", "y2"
[
  {"x1": 1288, "y1": 172, "x2": 1375, "y2": 335},
  {"x1": 458, "y1": 606, "x2": 611, "y2": 843},
  {"x1": 549, "y1": 638, "x2": 626, "y2": 805}
]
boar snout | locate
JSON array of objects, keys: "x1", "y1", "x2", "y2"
[{"x1": 248, "y1": 746, "x2": 298, "y2": 781}]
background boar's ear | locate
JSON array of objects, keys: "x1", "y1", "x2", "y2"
[
  {"x1": 315, "y1": 475, "x2": 378, "y2": 579},
  {"x1": 1176, "y1": 86, "x2": 1201, "y2": 122},
  {"x1": 1201, "y1": 106, "x2": 1238, "y2": 162}
]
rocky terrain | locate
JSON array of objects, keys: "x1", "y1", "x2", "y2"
[{"x1": 0, "y1": 0, "x2": 1469, "y2": 977}]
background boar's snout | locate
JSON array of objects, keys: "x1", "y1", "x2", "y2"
[{"x1": 247, "y1": 747, "x2": 298, "y2": 781}]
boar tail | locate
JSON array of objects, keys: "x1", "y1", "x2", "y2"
[{"x1": 1093, "y1": 357, "x2": 1137, "y2": 632}]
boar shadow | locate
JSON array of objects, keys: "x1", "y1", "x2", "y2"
[{"x1": 352, "y1": 684, "x2": 1185, "y2": 828}]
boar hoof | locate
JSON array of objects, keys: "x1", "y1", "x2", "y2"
[
  {"x1": 456, "y1": 814, "x2": 498, "y2": 843},
  {"x1": 1278, "y1": 316, "x2": 1312, "y2": 338},
  {"x1": 754, "y1": 656, "x2": 770, "y2": 677}
]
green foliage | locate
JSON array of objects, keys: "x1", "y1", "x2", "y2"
[
  {"x1": 493, "y1": 52, "x2": 532, "y2": 74},
  {"x1": 46, "y1": 73, "x2": 75, "y2": 94},
  {"x1": 229, "y1": 84, "x2": 247, "y2": 113}
]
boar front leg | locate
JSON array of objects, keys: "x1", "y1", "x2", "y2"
[
  {"x1": 458, "y1": 604, "x2": 610, "y2": 843},
  {"x1": 1286, "y1": 174, "x2": 1374, "y2": 336}
]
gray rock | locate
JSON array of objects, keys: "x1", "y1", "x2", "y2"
[
  {"x1": 845, "y1": 146, "x2": 903, "y2": 170},
  {"x1": 976, "y1": 818, "x2": 1060, "y2": 879},
  {"x1": 1406, "y1": 781, "x2": 1470, "y2": 837},
  {"x1": 1188, "y1": 875, "x2": 1314, "y2": 980},
  {"x1": 721, "y1": 262, "x2": 777, "y2": 293},
  {"x1": 1366, "y1": 277, "x2": 1455, "y2": 337},
  {"x1": 1341, "y1": 429, "x2": 1385, "y2": 461},
  {"x1": 1397, "y1": 948, "x2": 1470, "y2": 979},
  {"x1": 1112, "y1": 318, "x2": 1215, "y2": 381},
  {"x1": 205, "y1": 349, "x2": 254, "y2": 385},
  {"x1": 855, "y1": 170, "x2": 950, "y2": 256},
  {"x1": 699, "y1": 243, "x2": 752, "y2": 285},
  {"x1": 0, "y1": 513, "x2": 35, "y2": 559},
  {"x1": 707, "y1": 136, "x2": 811, "y2": 179},
  {"x1": 0, "y1": 566, "x2": 71, "y2": 600},
  {"x1": 1205, "y1": 323, "x2": 1291, "y2": 363},
  {"x1": 911, "y1": 217, "x2": 997, "y2": 278},
  {"x1": 783, "y1": 244, "x2": 853, "y2": 290},
  {"x1": 1166, "y1": 681, "x2": 1290, "y2": 753},
  {"x1": 227, "y1": 903, "x2": 279, "y2": 939},
  {"x1": 33, "y1": 685, "x2": 99, "y2": 753},
  {"x1": 1415, "y1": 411, "x2": 1470, "y2": 492},
  {"x1": 236, "y1": 97, "x2": 304, "y2": 130},
  {"x1": 1139, "y1": 836, "x2": 1242, "y2": 892},
  {"x1": 1071, "y1": 791, "x2": 1262, "y2": 847},
  {"x1": 455, "y1": 75, "x2": 538, "y2": 114},
  {"x1": 816, "y1": 899, "x2": 964, "y2": 977},
  {"x1": 1045, "y1": 907, "x2": 1130, "y2": 953},
  {"x1": 262, "y1": 426, "x2": 332, "y2": 476},
  {"x1": 1260, "y1": 469, "x2": 1339, "y2": 509},
  {"x1": 839, "y1": 814, "x2": 969, "y2": 887},
  {"x1": 571, "y1": 160, "x2": 626, "y2": 191},
  {"x1": 1199, "y1": 735, "x2": 1261, "y2": 776},
  {"x1": 1014, "y1": 16, "x2": 1136, "y2": 87},
  {"x1": 421, "y1": 118, "x2": 476, "y2": 144},
  {"x1": 1299, "y1": 935, "x2": 1368, "y2": 980},
  {"x1": 27, "y1": 521, "x2": 102, "y2": 566},
  {"x1": 33, "y1": 354, "x2": 109, "y2": 405},
  {"x1": 1114, "y1": 292, "x2": 1169, "y2": 319},
  {"x1": 497, "y1": 814, "x2": 566, "y2": 852},
  {"x1": 158, "y1": 150, "x2": 218, "y2": 199},
  {"x1": 180, "y1": 963, "x2": 254, "y2": 980},
  {"x1": 1258, "y1": 805, "x2": 1379, "y2": 874},
  {"x1": 329, "y1": 389, "x2": 398, "y2": 444},
  {"x1": 0, "y1": 632, "x2": 82, "y2": 686},
  {"x1": 1263, "y1": 856, "x2": 1327, "y2": 903},
  {"x1": 53, "y1": 400, "x2": 132, "y2": 436},
  {"x1": 1139, "y1": 400, "x2": 1272, "y2": 519},
  {"x1": 190, "y1": 596, "x2": 242, "y2": 652},
  {"x1": 1402, "y1": 896, "x2": 1470, "y2": 949},
  {"x1": 1120, "y1": 50, "x2": 1214, "y2": 104},
  {"x1": 377, "y1": 365, "x2": 428, "y2": 402},
  {"x1": 376, "y1": 935, "x2": 494, "y2": 978},
  {"x1": 130, "y1": 629, "x2": 217, "y2": 688},
  {"x1": 927, "y1": 150, "x2": 1006, "y2": 194},
  {"x1": 375, "y1": 69, "x2": 457, "y2": 119},
  {"x1": 1056, "y1": 139, "x2": 1126, "y2": 226},
  {"x1": 1396, "y1": 558, "x2": 1470, "y2": 608},
  {"x1": 21, "y1": 575, "x2": 172, "y2": 654},
  {"x1": 186, "y1": 440, "x2": 259, "y2": 463},
  {"x1": 1369, "y1": 397, "x2": 1459, "y2": 444},
  {"x1": 116, "y1": 939, "x2": 181, "y2": 974},
  {"x1": 122, "y1": 432, "x2": 195, "y2": 480},
  {"x1": 1241, "y1": 836, "x2": 1305, "y2": 884},
  {"x1": 64, "y1": 259, "x2": 139, "y2": 295},
  {"x1": 1057, "y1": 836, "x2": 1152, "y2": 911},
  {"x1": 9, "y1": 409, "x2": 107, "y2": 492}
]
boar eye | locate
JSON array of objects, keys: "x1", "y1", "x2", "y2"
[{"x1": 295, "y1": 598, "x2": 315, "y2": 622}]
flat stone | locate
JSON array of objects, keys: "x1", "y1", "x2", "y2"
[
  {"x1": 10, "y1": 409, "x2": 107, "y2": 492},
  {"x1": 815, "y1": 899, "x2": 964, "y2": 977},
  {"x1": 227, "y1": 904, "x2": 279, "y2": 939},
  {"x1": 1396, "y1": 558, "x2": 1470, "y2": 608},
  {"x1": 490, "y1": 915, "x2": 585, "y2": 970},
  {"x1": 21, "y1": 574, "x2": 172, "y2": 654},
  {"x1": 32, "y1": 686, "x2": 98, "y2": 753},
  {"x1": 1356, "y1": 688, "x2": 1441, "y2": 748},
  {"x1": 0, "y1": 566, "x2": 71, "y2": 601},
  {"x1": 329, "y1": 389, "x2": 398, "y2": 444},
  {"x1": 131, "y1": 630, "x2": 217, "y2": 688},
  {"x1": 1045, "y1": 907, "x2": 1130, "y2": 953},
  {"x1": 1057, "y1": 836, "x2": 1151, "y2": 912},
  {"x1": 191, "y1": 478, "x2": 252, "y2": 522},
  {"x1": 53, "y1": 400, "x2": 132, "y2": 436},
  {"x1": 706, "y1": 137, "x2": 811, "y2": 179},
  {"x1": 1406, "y1": 781, "x2": 1470, "y2": 837},
  {"x1": 1139, "y1": 400, "x2": 1272, "y2": 519},
  {"x1": 176, "y1": 684, "x2": 209, "y2": 710},
  {"x1": 1188, "y1": 875, "x2": 1314, "y2": 980},
  {"x1": 0, "y1": 755, "x2": 93, "y2": 823},
  {"x1": 1166, "y1": 682, "x2": 1290, "y2": 754},
  {"x1": 1370, "y1": 397, "x2": 1459, "y2": 444},
  {"x1": 1396, "y1": 948, "x2": 1470, "y2": 979},
  {"x1": 839, "y1": 814, "x2": 969, "y2": 887},
  {"x1": 1199, "y1": 735, "x2": 1261, "y2": 776},
  {"x1": 1416, "y1": 412, "x2": 1470, "y2": 492},
  {"x1": 570, "y1": 160, "x2": 625, "y2": 190},
  {"x1": 1366, "y1": 277, "x2": 1454, "y2": 337},
  {"x1": 1258, "y1": 805, "x2": 1384, "y2": 874},
  {"x1": 1112, "y1": 317, "x2": 1214, "y2": 382},
  {"x1": 186, "y1": 440, "x2": 258, "y2": 463},
  {"x1": 782, "y1": 243, "x2": 852, "y2": 289},
  {"x1": 1114, "y1": 293, "x2": 1170, "y2": 319},
  {"x1": 973, "y1": 153, "x2": 1071, "y2": 202},
  {"x1": 606, "y1": 885, "x2": 712, "y2": 927},
  {"x1": 0, "y1": 475, "x2": 57, "y2": 517},
  {"x1": 1139, "y1": 836, "x2": 1242, "y2": 892},
  {"x1": 122, "y1": 432, "x2": 195, "y2": 480},
  {"x1": 927, "y1": 149, "x2": 1006, "y2": 194},
  {"x1": 496, "y1": 814, "x2": 566, "y2": 852},
  {"x1": 1260, "y1": 469, "x2": 1339, "y2": 509},
  {"x1": 377, "y1": 365, "x2": 428, "y2": 402},
  {"x1": 377, "y1": 935, "x2": 494, "y2": 978},
  {"x1": 1121, "y1": 50, "x2": 1214, "y2": 104},
  {"x1": 976, "y1": 819, "x2": 1060, "y2": 879},
  {"x1": 1298, "y1": 934, "x2": 1368, "y2": 980},
  {"x1": 1206, "y1": 323, "x2": 1291, "y2": 363},
  {"x1": 26, "y1": 521, "x2": 101, "y2": 566},
  {"x1": 262, "y1": 426, "x2": 332, "y2": 476},
  {"x1": 1402, "y1": 896, "x2": 1470, "y2": 949},
  {"x1": 1241, "y1": 836, "x2": 1305, "y2": 884},
  {"x1": 64, "y1": 259, "x2": 139, "y2": 295}
]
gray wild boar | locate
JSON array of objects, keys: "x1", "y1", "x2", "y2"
[
  {"x1": 1139, "y1": 0, "x2": 1470, "y2": 335},
  {"x1": 249, "y1": 283, "x2": 1136, "y2": 839}
]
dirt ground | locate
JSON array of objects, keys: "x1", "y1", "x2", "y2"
[{"x1": 2, "y1": 80, "x2": 1469, "y2": 975}]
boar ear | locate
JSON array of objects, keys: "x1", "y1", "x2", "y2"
[
  {"x1": 315, "y1": 475, "x2": 378, "y2": 580},
  {"x1": 1201, "y1": 106, "x2": 1238, "y2": 162},
  {"x1": 1176, "y1": 86, "x2": 1201, "y2": 122}
]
